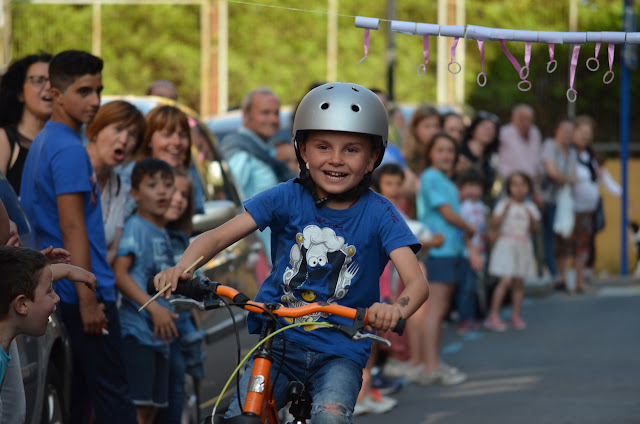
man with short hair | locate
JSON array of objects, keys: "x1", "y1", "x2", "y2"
[
  {"x1": 497, "y1": 104, "x2": 543, "y2": 184},
  {"x1": 147, "y1": 79, "x2": 178, "y2": 101},
  {"x1": 220, "y1": 88, "x2": 292, "y2": 200}
]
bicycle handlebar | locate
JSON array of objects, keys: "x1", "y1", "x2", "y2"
[{"x1": 147, "y1": 276, "x2": 406, "y2": 336}]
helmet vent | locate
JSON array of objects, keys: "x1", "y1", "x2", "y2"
[
  {"x1": 351, "y1": 104, "x2": 360, "y2": 112},
  {"x1": 326, "y1": 85, "x2": 335, "y2": 90},
  {"x1": 320, "y1": 102, "x2": 330, "y2": 110},
  {"x1": 351, "y1": 86, "x2": 360, "y2": 92}
]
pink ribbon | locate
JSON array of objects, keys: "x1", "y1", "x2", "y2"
[
  {"x1": 357, "y1": 29, "x2": 370, "y2": 64},
  {"x1": 567, "y1": 44, "x2": 581, "y2": 102},
  {"x1": 604, "y1": 44, "x2": 615, "y2": 84},
  {"x1": 476, "y1": 40, "x2": 487, "y2": 86},
  {"x1": 587, "y1": 42, "x2": 601, "y2": 71},
  {"x1": 448, "y1": 37, "x2": 461, "y2": 73},
  {"x1": 547, "y1": 44, "x2": 557, "y2": 73},
  {"x1": 417, "y1": 35, "x2": 430, "y2": 77},
  {"x1": 499, "y1": 39, "x2": 531, "y2": 91}
]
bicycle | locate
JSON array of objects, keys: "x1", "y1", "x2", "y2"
[{"x1": 147, "y1": 276, "x2": 405, "y2": 424}]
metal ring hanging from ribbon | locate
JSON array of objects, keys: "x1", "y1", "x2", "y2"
[
  {"x1": 566, "y1": 44, "x2": 582, "y2": 102},
  {"x1": 603, "y1": 44, "x2": 615, "y2": 84},
  {"x1": 586, "y1": 42, "x2": 601, "y2": 71},
  {"x1": 547, "y1": 43, "x2": 558, "y2": 73},
  {"x1": 448, "y1": 37, "x2": 462, "y2": 74},
  {"x1": 500, "y1": 39, "x2": 532, "y2": 92},
  {"x1": 417, "y1": 35, "x2": 430, "y2": 77},
  {"x1": 476, "y1": 40, "x2": 487, "y2": 87}
]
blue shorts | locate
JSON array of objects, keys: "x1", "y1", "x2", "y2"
[
  {"x1": 424, "y1": 256, "x2": 465, "y2": 284},
  {"x1": 122, "y1": 336, "x2": 170, "y2": 407}
]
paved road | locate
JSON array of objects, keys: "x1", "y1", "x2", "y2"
[{"x1": 355, "y1": 283, "x2": 640, "y2": 424}]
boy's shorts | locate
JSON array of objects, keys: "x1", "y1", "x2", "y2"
[{"x1": 122, "y1": 336, "x2": 170, "y2": 407}]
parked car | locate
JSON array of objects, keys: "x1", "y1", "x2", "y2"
[
  {"x1": 16, "y1": 95, "x2": 267, "y2": 424},
  {"x1": 205, "y1": 106, "x2": 294, "y2": 145}
]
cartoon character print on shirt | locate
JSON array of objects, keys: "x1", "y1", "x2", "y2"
[{"x1": 281, "y1": 225, "x2": 357, "y2": 330}]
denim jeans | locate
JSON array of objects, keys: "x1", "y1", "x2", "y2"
[
  {"x1": 543, "y1": 203, "x2": 558, "y2": 278},
  {"x1": 456, "y1": 261, "x2": 478, "y2": 322},
  {"x1": 225, "y1": 338, "x2": 362, "y2": 424},
  {"x1": 59, "y1": 301, "x2": 137, "y2": 424},
  {"x1": 155, "y1": 340, "x2": 187, "y2": 424}
]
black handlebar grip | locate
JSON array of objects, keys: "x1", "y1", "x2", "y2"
[
  {"x1": 146, "y1": 276, "x2": 213, "y2": 301},
  {"x1": 392, "y1": 318, "x2": 407, "y2": 336}
]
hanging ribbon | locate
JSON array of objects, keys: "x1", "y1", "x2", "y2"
[
  {"x1": 586, "y1": 42, "x2": 601, "y2": 71},
  {"x1": 357, "y1": 28, "x2": 370, "y2": 64},
  {"x1": 448, "y1": 37, "x2": 462, "y2": 74},
  {"x1": 476, "y1": 40, "x2": 487, "y2": 87},
  {"x1": 499, "y1": 39, "x2": 531, "y2": 91},
  {"x1": 567, "y1": 44, "x2": 581, "y2": 102},
  {"x1": 417, "y1": 35, "x2": 430, "y2": 77},
  {"x1": 519, "y1": 42, "x2": 532, "y2": 79},
  {"x1": 547, "y1": 43, "x2": 558, "y2": 73},
  {"x1": 603, "y1": 44, "x2": 615, "y2": 84}
]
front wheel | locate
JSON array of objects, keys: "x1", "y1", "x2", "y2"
[{"x1": 40, "y1": 363, "x2": 65, "y2": 424}]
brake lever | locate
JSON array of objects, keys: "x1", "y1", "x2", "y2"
[
  {"x1": 352, "y1": 330, "x2": 392, "y2": 348},
  {"x1": 169, "y1": 298, "x2": 224, "y2": 311}
]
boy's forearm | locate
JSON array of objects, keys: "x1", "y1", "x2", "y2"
[{"x1": 393, "y1": 277, "x2": 429, "y2": 318}]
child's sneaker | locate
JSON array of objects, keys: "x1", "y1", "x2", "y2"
[
  {"x1": 457, "y1": 320, "x2": 480, "y2": 336},
  {"x1": 383, "y1": 360, "x2": 422, "y2": 379},
  {"x1": 510, "y1": 315, "x2": 527, "y2": 330},
  {"x1": 353, "y1": 390, "x2": 397, "y2": 416},
  {"x1": 484, "y1": 315, "x2": 507, "y2": 332},
  {"x1": 415, "y1": 364, "x2": 467, "y2": 386}
]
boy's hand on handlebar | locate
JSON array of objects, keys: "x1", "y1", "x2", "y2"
[
  {"x1": 366, "y1": 302, "x2": 403, "y2": 333},
  {"x1": 154, "y1": 265, "x2": 194, "y2": 300},
  {"x1": 147, "y1": 303, "x2": 179, "y2": 343}
]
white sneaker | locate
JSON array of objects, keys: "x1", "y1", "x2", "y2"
[
  {"x1": 416, "y1": 364, "x2": 467, "y2": 386},
  {"x1": 353, "y1": 393, "x2": 397, "y2": 416},
  {"x1": 384, "y1": 361, "x2": 423, "y2": 379}
]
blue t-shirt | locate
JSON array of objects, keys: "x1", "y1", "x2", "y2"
[
  {"x1": 116, "y1": 214, "x2": 175, "y2": 352},
  {"x1": 20, "y1": 121, "x2": 116, "y2": 303},
  {"x1": 0, "y1": 346, "x2": 10, "y2": 394},
  {"x1": 244, "y1": 181, "x2": 420, "y2": 368},
  {"x1": 417, "y1": 167, "x2": 465, "y2": 257}
]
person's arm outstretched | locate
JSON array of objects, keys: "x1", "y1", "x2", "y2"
[
  {"x1": 51, "y1": 263, "x2": 97, "y2": 292},
  {"x1": 154, "y1": 211, "x2": 260, "y2": 298},
  {"x1": 367, "y1": 246, "x2": 429, "y2": 333}
]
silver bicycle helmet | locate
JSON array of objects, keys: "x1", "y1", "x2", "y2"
[{"x1": 292, "y1": 82, "x2": 389, "y2": 206}]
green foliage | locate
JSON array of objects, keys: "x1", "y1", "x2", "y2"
[{"x1": 7, "y1": 0, "x2": 640, "y2": 139}]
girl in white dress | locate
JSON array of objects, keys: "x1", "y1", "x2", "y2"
[{"x1": 485, "y1": 172, "x2": 540, "y2": 331}]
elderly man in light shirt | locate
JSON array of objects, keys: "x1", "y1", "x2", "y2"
[
  {"x1": 497, "y1": 104, "x2": 543, "y2": 188},
  {"x1": 220, "y1": 88, "x2": 293, "y2": 260}
]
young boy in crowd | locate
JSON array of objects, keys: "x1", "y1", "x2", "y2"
[
  {"x1": 0, "y1": 246, "x2": 96, "y2": 392},
  {"x1": 155, "y1": 83, "x2": 430, "y2": 422},
  {"x1": 371, "y1": 164, "x2": 444, "y2": 384},
  {"x1": 19, "y1": 50, "x2": 137, "y2": 423},
  {"x1": 113, "y1": 158, "x2": 183, "y2": 424},
  {"x1": 456, "y1": 168, "x2": 489, "y2": 333}
]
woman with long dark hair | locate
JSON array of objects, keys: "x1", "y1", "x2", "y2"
[{"x1": 0, "y1": 53, "x2": 53, "y2": 193}]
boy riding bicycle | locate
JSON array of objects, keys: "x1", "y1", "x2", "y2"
[{"x1": 155, "y1": 83, "x2": 429, "y2": 423}]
